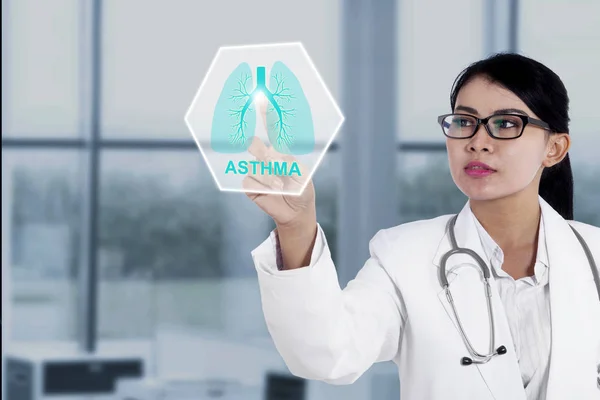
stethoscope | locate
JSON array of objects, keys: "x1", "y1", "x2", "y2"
[{"x1": 439, "y1": 214, "x2": 600, "y2": 367}]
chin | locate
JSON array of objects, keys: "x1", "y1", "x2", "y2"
[
  {"x1": 458, "y1": 182, "x2": 503, "y2": 202},
  {"x1": 467, "y1": 193, "x2": 501, "y2": 202},
  {"x1": 463, "y1": 185, "x2": 527, "y2": 203}
]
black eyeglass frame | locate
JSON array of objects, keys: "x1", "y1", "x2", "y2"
[{"x1": 437, "y1": 113, "x2": 553, "y2": 140}]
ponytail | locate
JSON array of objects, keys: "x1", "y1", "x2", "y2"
[{"x1": 539, "y1": 152, "x2": 574, "y2": 220}]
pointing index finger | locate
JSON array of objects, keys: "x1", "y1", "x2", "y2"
[{"x1": 248, "y1": 136, "x2": 268, "y2": 161}]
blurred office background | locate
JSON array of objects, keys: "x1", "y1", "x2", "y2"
[{"x1": 2, "y1": 0, "x2": 599, "y2": 399}]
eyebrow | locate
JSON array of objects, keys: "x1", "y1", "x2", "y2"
[{"x1": 454, "y1": 105, "x2": 529, "y2": 116}]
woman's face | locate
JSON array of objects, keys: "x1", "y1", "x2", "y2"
[{"x1": 447, "y1": 75, "x2": 555, "y2": 202}]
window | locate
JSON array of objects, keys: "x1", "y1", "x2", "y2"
[
  {"x1": 3, "y1": 0, "x2": 83, "y2": 344},
  {"x1": 3, "y1": 151, "x2": 82, "y2": 341},
  {"x1": 397, "y1": 152, "x2": 467, "y2": 223},
  {"x1": 396, "y1": 0, "x2": 484, "y2": 142},
  {"x1": 518, "y1": 0, "x2": 600, "y2": 225},
  {"x1": 101, "y1": 0, "x2": 341, "y2": 139},
  {"x1": 3, "y1": 0, "x2": 342, "y2": 363},
  {"x1": 98, "y1": 0, "x2": 342, "y2": 344},
  {"x1": 97, "y1": 151, "x2": 223, "y2": 339},
  {"x1": 3, "y1": 0, "x2": 80, "y2": 138}
]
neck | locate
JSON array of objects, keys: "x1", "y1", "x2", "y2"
[{"x1": 470, "y1": 193, "x2": 541, "y2": 251}]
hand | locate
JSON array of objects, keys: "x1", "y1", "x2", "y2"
[{"x1": 243, "y1": 135, "x2": 315, "y2": 227}]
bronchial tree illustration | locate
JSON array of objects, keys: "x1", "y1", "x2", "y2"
[
  {"x1": 211, "y1": 61, "x2": 314, "y2": 156},
  {"x1": 227, "y1": 73, "x2": 255, "y2": 147},
  {"x1": 227, "y1": 66, "x2": 297, "y2": 150},
  {"x1": 265, "y1": 71, "x2": 297, "y2": 150}
]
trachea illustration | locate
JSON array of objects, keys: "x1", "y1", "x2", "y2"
[{"x1": 211, "y1": 62, "x2": 315, "y2": 155}]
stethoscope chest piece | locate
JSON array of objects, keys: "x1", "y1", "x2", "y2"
[
  {"x1": 440, "y1": 214, "x2": 506, "y2": 366},
  {"x1": 440, "y1": 213, "x2": 600, "y2": 368}
]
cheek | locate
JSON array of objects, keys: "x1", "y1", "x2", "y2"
[
  {"x1": 493, "y1": 144, "x2": 545, "y2": 195},
  {"x1": 446, "y1": 141, "x2": 545, "y2": 199},
  {"x1": 446, "y1": 144, "x2": 463, "y2": 171},
  {"x1": 503, "y1": 143, "x2": 544, "y2": 174}
]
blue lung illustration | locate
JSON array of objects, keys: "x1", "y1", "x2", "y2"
[
  {"x1": 211, "y1": 62, "x2": 256, "y2": 153},
  {"x1": 265, "y1": 61, "x2": 315, "y2": 155}
]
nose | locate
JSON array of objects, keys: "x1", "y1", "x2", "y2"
[{"x1": 467, "y1": 123, "x2": 493, "y2": 152}]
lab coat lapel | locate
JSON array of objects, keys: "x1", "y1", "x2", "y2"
[
  {"x1": 432, "y1": 200, "x2": 526, "y2": 400},
  {"x1": 540, "y1": 196, "x2": 599, "y2": 399}
]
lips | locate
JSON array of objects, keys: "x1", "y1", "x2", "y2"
[{"x1": 465, "y1": 161, "x2": 496, "y2": 171}]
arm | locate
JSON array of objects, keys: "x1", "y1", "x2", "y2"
[
  {"x1": 251, "y1": 225, "x2": 406, "y2": 385},
  {"x1": 274, "y1": 207, "x2": 318, "y2": 271}
]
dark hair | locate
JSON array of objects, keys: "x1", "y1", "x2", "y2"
[{"x1": 449, "y1": 52, "x2": 574, "y2": 220}]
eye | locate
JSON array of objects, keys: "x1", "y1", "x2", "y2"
[
  {"x1": 492, "y1": 116, "x2": 521, "y2": 129},
  {"x1": 453, "y1": 117, "x2": 475, "y2": 127},
  {"x1": 495, "y1": 119, "x2": 516, "y2": 128}
]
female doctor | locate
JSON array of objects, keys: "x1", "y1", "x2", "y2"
[{"x1": 243, "y1": 53, "x2": 600, "y2": 400}]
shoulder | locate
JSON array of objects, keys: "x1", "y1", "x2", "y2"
[
  {"x1": 567, "y1": 220, "x2": 600, "y2": 242},
  {"x1": 567, "y1": 220, "x2": 600, "y2": 277},
  {"x1": 380, "y1": 214, "x2": 453, "y2": 241},
  {"x1": 369, "y1": 213, "x2": 453, "y2": 256}
]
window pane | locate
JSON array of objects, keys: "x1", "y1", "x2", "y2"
[
  {"x1": 101, "y1": 0, "x2": 341, "y2": 139},
  {"x1": 396, "y1": 0, "x2": 484, "y2": 141},
  {"x1": 3, "y1": 150, "x2": 82, "y2": 341},
  {"x1": 3, "y1": 0, "x2": 80, "y2": 137},
  {"x1": 98, "y1": 150, "x2": 339, "y2": 342},
  {"x1": 572, "y1": 157, "x2": 600, "y2": 226},
  {"x1": 518, "y1": 0, "x2": 600, "y2": 225},
  {"x1": 98, "y1": 151, "x2": 220, "y2": 339},
  {"x1": 397, "y1": 152, "x2": 467, "y2": 222},
  {"x1": 312, "y1": 152, "x2": 339, "y2": 264}
]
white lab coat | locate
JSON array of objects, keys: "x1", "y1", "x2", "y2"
[{"x1": 250, "y1": 195, "x2": 600, "y2": 400}]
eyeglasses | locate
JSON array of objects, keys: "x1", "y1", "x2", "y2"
[{"x1": 437, "y1": 113, "x2": 552, "y2": 140}]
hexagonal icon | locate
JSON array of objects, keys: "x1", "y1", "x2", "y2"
[{"x1": 184, "y1": 42, "x2": 344, "y2": 195}]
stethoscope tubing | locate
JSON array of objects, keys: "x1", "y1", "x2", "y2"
[
  {"x1": 439, "y1": 213, "x2": 600, "y2": 366},
  {"x1": 440, "y1": 215, "x2": 499, "y2": 363}
]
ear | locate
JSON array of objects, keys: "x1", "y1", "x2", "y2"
[{"x1": 543, "y1": 133, "x2": 570, "y2": 167}]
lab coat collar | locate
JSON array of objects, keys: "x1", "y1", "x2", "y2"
[
  {"x1": 471, "y1": 204, "x2": 549, "y2": 284},
  {"x1": 431, "y1": 195, "x2": 598, "y2": 399}
]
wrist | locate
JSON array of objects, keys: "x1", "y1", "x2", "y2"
[{"x1": 276, "y1": 209, "x2": 317, "y2": 239}]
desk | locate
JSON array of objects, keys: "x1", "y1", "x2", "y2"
[{"x1": 5, "y1": 341, "x2": 146, "y2": 400}]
